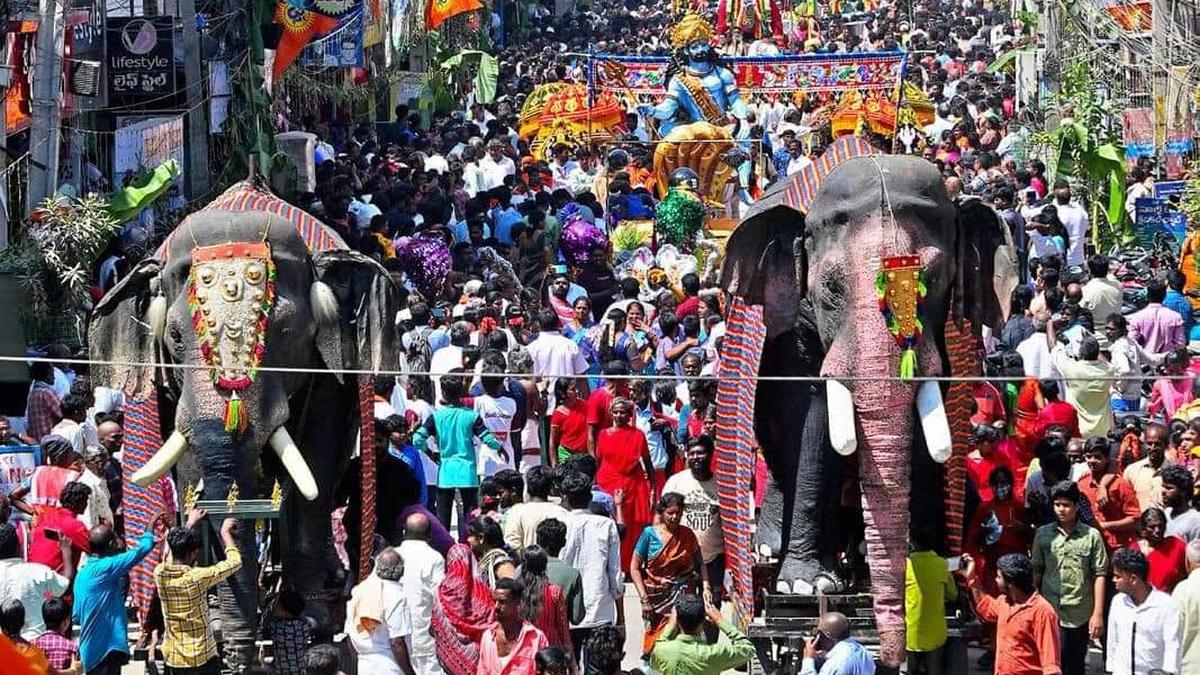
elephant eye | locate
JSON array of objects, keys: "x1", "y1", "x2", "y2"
[{"x1": 196, "y1": 265, "x2": 216, "y2": 286}]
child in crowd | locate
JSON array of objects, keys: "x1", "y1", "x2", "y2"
[{"x1": 269, "y1": 589, "x2": 313, "y2": 675}]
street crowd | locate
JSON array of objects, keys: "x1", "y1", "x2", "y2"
[{"x1": 2, "y1": 0, "x2": 1200, "y2": 674}]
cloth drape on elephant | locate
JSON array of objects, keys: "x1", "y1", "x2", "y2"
[
  {"x1": 431, "y1": 544, "x2": 496, "y2": 675},
  {"x1": 636, "y1": 525, "x2": 701, "y2": 656}
]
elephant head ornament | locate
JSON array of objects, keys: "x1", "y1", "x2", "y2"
[
  {"x1": 722, "y1": 153, "x2": 1016, "y2": 668},
  {"x1": 89, "y1": 193, "x2": 399, "y2": 667}
]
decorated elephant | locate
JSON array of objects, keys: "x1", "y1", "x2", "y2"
[
  {"x1": 721, "y1": 141, "x2": 1016, "y2": 669},
  {"x1": 89, "y1": 184, "x2": 398, "y2": 668}
]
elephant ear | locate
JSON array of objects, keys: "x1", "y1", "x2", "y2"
[
  {"x1": 89, "y1": 258, "x2": 164, "y2": 399},
  {"x1": 312, "y1": 251, "x2": 401, "y2": 379},
  {"x1": 953, "y1": 196, "x2": 1018, "y2": 335},
  {"x1": 719, "y1": 204, "x2": 805, "y2": 339}
]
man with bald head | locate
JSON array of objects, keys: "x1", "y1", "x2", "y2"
[
  {"x1": 96, "y1": 419, "x2": 124, "y2": 532},
  {"x1": 398, "y1": 512, "x2": 445, "y2": 675},
  {"x1": 801, "y1": 612, "x2": 875, "y2": 674},
  {"x1": 73, "y1": 515, "x2": 161, "y2": 674},
  {"x1": 1173, "y1": 539, "x2": 1200, "y2": 672}
]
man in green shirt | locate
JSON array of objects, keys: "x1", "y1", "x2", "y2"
[
  {"x1": 1032, "y1": 480, "x2": 1107, "y2": 675},
  {"x1": 650, "y1": 594, "x2": 754, "y2": 675}
]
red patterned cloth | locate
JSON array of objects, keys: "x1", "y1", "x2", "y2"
[{"x1": 431, "y1": 544, "x2": 496, "y2": 675}]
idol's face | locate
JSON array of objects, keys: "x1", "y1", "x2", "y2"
[{"x1": 686, "y1": 40, "x2": 710, "y2": 61}]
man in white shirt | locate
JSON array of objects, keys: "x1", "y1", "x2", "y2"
[
  {"x1": 1106, "y1": 315, "x2": 1160, "y2": 412},
  {"x1": 429, "y1": 323, "x2": 470, "y2": 405},
  {"x1": 1125, "y1": 167, "x2": 1154, "y2": 224},
  {"x1": 1016, "y1": 312, "x2": 1059, "y2": 380},
  {"x1": 50, "y1": 393, "x2": 88, "y2": 455},
  {"x1": 346, "y1": 548, "x2": 417, "y2": 675},
  {"x1": 549, "y1": 144, "x2": 581, "y2": 191},
  {"x1": 397, "y1": 514, "x2": 446, "y2": 675},
  {"x1": 79, "y1": 447, "x2": 114, "y2": 528},
  {"x1": 474, "y1": 365, "x2": 518, "y2": 477},
  {"x1": 559, "y1": 471, "x2": 622, "y2": 644},
  {"x1": 1106, "y1": 547, "x2": 1181, "y2": 675},
  {"x1": 1081, "y1": 255, "x2": 1123, "y2": 338},
  {"x1": 1051, "y1": 182, "x2": 1090, "y2": 267},
  {"x1": 0, "y1": 523, "x2": 70, "y2": 640},
  {"x1": 478, "y1": 140, "x2": 516, "y2": 191},
  {"x1": 526, "y1": 309, "x2": 589, "y2": 409}
]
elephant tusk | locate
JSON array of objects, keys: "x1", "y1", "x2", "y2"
[
  {"x1": 269, "y1": 427, "x2": 319, "y2": 501},
  {"x1": 826, "y1": 380, "x2": 858, "y2": 456},
  {"x1": 131, "y1": 431, "x2": 188, "y2": 486},
  {"x1": 917, "y1": 381, "x2": 953, "y2": 464}
]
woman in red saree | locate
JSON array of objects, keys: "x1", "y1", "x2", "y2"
[
  {"x1": 1132, "y1": 508, "x2": 1188, "y2": 592},
  {"x1": 629, "y1": 492, "x2": 707, "y2": 658},
  {"x1": 595, "y1": 397, "x2": 655, "y2": 572},
  {"x1": 431, "y1": 544, "x2": 496, "y2": 675}
]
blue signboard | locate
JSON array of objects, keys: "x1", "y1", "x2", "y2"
[
  {"x1": 1156, "y1": 181, "x2": 1188, "y2": 199},
  {"x1": 1135, "y1": 197, "x2": 1188, "y2": 246}
]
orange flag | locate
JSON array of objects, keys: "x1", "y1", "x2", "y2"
[
  {"x1": 273, "y1": 2, "x2": 341, "y2": 80},
  {"x1": 428, "y1": 0, "x2": 483, "y2": 30}
]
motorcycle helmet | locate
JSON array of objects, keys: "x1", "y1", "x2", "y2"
[{"x1": 668, "y1": 167, "x2": 701, "y2": 192}]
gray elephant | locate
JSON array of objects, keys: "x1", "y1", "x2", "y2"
[
  {"x1": 90, "y1": 190, "x2": 398, "y2": 668},
  {"x1": 721, "y1": 151, "x2": 1015, "y2": 669}
]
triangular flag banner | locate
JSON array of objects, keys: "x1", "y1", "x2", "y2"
[
  {"x1": 428, "y1": 0, "x2": 482, "y2": 30},
  {"x1": 273, "y1": 2, "x2": 340, "y2": 80}
]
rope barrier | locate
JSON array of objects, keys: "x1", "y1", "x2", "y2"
[{"x1": 4, "y1": 353, "x2": 1193, "y2": 384}]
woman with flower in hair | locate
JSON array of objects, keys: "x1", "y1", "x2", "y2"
[{"x1": 595, "y1": 397, "x2": 654, "y2": 572}]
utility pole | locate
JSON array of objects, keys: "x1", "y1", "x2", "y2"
[
  {"x1": 28, "y1": 0, "x2": 66, "y2": 214},
  {"x1": 1040, "y1": 0, "x2": 1061, "y2": 129},
  {"x1": 180, "y1": 0, "x2": 211, "y2": 200}
]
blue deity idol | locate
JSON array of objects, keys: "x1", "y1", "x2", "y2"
[{"x1": 638, "y1": 14, "x2": 748, "y2": 135}]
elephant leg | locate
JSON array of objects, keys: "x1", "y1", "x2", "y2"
[
  {"x1": 283, "y1": 374, "x2": 358, "y2": 633},
  {"x1": 778, "y1": 387, "x2": 843, "y2": 593}
]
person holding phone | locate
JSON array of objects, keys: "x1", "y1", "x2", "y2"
[
  {"x1": 960, "y1": 552, "x2": 1062, "y2": 675},
  {"x1": 798, "y1": 612, "x2": 876, "y2": 674}
]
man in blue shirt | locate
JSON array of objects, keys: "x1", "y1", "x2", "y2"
[
  {"x1": 489, "y1": 186, "x2": 523, "y2": 249},
  {"x1": 73, "y1": 512, "x2": 172, "y2": 674},
  {"x1": 1165, "y1": 270, "x2": 1195, "y2": 336},
  {"x1": 800, "y1": 612, "x2": 876, "y2": 674}
]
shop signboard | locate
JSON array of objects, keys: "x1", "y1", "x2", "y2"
[
  {"x1": 107, "y1": 16, "x2": 175, "y2": 98},
  {"x1": 114, "y1": 115, "x2": 185, "y2": 186}
]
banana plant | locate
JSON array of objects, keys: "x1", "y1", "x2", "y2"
[
  {"x1": 1052, "y1": 119, "x2": 1126, "y2": 232},
  {"x1": 420, "y1": 33, "x2": 499, "y2": 115}
]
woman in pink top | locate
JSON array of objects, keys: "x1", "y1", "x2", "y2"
[{"x1": 1150, "y1": 350, "x2": 1194, "y2": 419}]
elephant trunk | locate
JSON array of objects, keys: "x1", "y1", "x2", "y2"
[
  {"x1": 177, "y1": 347, "x2": 294, "y2": 670},
  {"x1": 820, "y1": 255, "x2": 945, "y2": 669}
]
